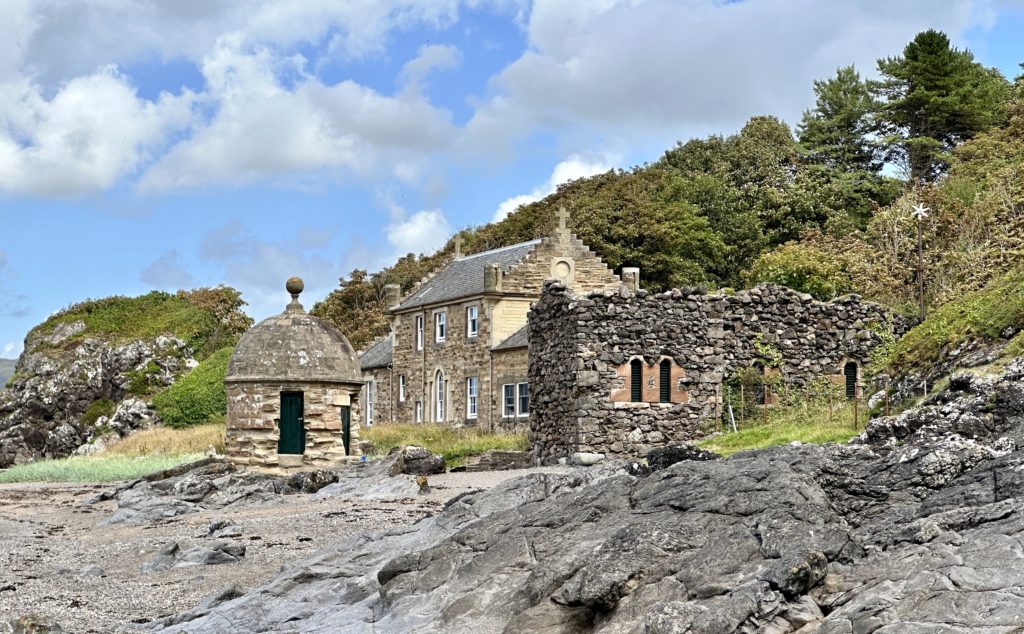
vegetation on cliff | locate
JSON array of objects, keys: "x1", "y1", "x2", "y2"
[
  {"x1": 151, "y1": 347, "x2": 233, "y2": 428},
  {"x1": 29, "y1": 286, "x2": 252, "y2": 360}
]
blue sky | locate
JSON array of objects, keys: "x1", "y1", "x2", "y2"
[{"x1": 1, "y1": 0, "x2": 1022, "y2": 358}]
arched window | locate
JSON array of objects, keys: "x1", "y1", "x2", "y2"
[
  {"x1": 844, "y1": 362, "x2": 858, "y2": 399},
  {"x1": 659, "y1": 359, "x2": 671, "y2": 403},
  {"x1": 630, "y1": 359, "x2": 643, "y2": 402},
  {"x1": 435, "y1": 370, "x2": 446, "y2": 421}
]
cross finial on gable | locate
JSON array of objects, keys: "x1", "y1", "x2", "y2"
[{"x1": 557, "y1": 206, "x2": 569, "y2": 232}]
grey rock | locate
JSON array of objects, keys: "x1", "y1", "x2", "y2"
[
  {"x1": 387, "y1": 445, "x2": 445, "y2": 476},
  {"x1": 646, "y1": 443, "x2": 720, "y2": 471},
  {"x1": 569, "y1": 451, "x2": 605, "y2": 465}
]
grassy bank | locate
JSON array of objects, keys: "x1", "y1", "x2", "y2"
[
  {"x1": 362, "y1": 424, "x2": 528, "y2": 468},
  {"x1": 698, "y1": 399, "x2": 867, "y2": 457},
  {"x1": 0, "y1": 453, "x2": 205, "y2": 484},
  {"x1": 0, "y1": 423, "x2": 224, "y2": 484}
]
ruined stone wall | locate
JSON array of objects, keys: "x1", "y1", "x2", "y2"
[
  {"x1": 225, "y1": 381, "x2": 362, "y2": 474},
  {"x1": 491, "y1": 346, "x2": 529, "y2": 432},
  {"x1": 528, "y1": 282, "x2": 906, "y2": 463}
]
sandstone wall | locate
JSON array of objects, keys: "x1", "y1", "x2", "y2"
[
  {"x1": 528, "y1": 282, "x2": 906, "y2": 463},
  {"x1": 361, "y1": 367, "x2": 393, "y2": 426},
  {"x1": 491, "y1": 346, "x2": 529, "y2": 432},
  {"x1": 225, "y1": 381, "x2": 362, "y2": 474}
]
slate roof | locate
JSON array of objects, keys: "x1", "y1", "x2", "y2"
[
  {"x1": 359, "y1": 334, "x2": 393, "y2": 370},
  {"x1": 394, "y1": 240, "x2": 542, "y2": 311},
  {"x1": 492, "y1": 324, "x2": 529, "y2": 351}
]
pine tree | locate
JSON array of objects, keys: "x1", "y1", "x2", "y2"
[
  {"x1": 799, "y1": 65, "x2": 878, "y2": 172},
  {"x1": 873, "y1": 29, "x2": 1010, "y2": 182}
]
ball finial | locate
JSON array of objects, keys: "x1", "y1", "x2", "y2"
[{"x1": 286, "y1": 277, "x2": 304, "y2": 296}]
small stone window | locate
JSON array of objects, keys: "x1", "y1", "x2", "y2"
[
  {"x1": 630, "y1": 359, "x2": 643, "y2": 403},
  {"x1": 518, "y1": 383, "x2": 529, "y2": 417},
  {"x1": 659, "y1": 360, "x2": 671, "y2": 403},
  {"x1": 398, "y1": 375, "x2": 406, "y2": 402}
]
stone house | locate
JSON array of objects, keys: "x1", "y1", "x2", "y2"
[
  {"x1": 224, "y1": 278, "x2": 364, "y2": 473},
  {"x1": 528, "y1": 281, "x2": 906, "y2": 463},
  {"x1": 359, "y1": 209, "x2": 625, "y2": 430}
]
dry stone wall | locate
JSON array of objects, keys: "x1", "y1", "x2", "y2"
[{"x1": 528, "y1": 281, "x2": 907, "y2": 463}]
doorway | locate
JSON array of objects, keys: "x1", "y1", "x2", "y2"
[{"x1": 279, "y1": 391, "x2": 305, "y2": 455}]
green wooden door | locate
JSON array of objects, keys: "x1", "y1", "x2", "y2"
[
  {"x1": 341, "y1": 406, "x2": 351, "y2": 456},
  {"x1": 279, "y1": 392, "x2": 305, "y2": 455}
]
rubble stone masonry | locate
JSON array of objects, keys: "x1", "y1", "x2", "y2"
[{"x1": 528, "y1": 282, "x2": 907, "y2": 463}]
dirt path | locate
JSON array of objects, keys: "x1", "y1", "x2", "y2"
[{"x1": 0, "y1": 469, "x2": 554, "y2": 633}]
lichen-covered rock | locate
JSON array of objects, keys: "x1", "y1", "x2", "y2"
[
  {"x1": 0, "y1": 328, "x2": 193, "y2": 467},
  {"x1": 647, "y1": 443, "x2": 720, "y2": 470}
]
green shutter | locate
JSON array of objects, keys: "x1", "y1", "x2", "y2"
[
  {"x1": 659, "y1": 361, "x2": 671, "y2": 403},
  {"x1": 844, "y1": 362, "x2": 858, "y2": 399},
  {"x1": 630, "y1": 360, "x2": 642, "y2": 402},
  {"x1": 341, "y1": 406, "x2": 351, "y2": 456}
]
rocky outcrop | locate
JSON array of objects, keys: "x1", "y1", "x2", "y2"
[
  {"x1": 151, "y1": 358, "x2": 1024, "y2": 633},
  {"x1": 0, "y1": 322, "x2": 196, "y2": 466}
]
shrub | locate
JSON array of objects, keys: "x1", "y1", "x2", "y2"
[
  {"x1": 744, "y1": 242, "x2": 852, "y2": 300},
  {"x1": 82, "y1": 398, "x2": 115, "y2": 426},
  {"x1": 151, "y1": 347, "x2": 232, "y2": 428}
]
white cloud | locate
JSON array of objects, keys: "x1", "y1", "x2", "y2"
[
  {"x1": 139, "y1": 250, "x2": 195, "y2": 289},
  {"x1": 138, "y1": 37, "x2": 455, "y2": 192},
  {"x1": 492, "y1": 154, "x2": 615, "y2": 221},
  {"x1": 387, "y1": 208, "x2": 451, "y2": 256},
  {"x1": 398, "y1": 44, "x2": 461, "y2": 93},
  {"x1": 0, "y1": 68, "x2": 194, "y2": 196},
  {"x1": 197, "y1": 219, "x2": 342, "y2": 320},
  {"x1": 2, "y1": 341, "x2": 19, "y2": 358},
  {"x1": 465, "y1": 0, "x2": 984, "y2": 152}
]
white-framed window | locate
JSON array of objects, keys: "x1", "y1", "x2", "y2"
[
  {"x1": 502, "y1": 384, "x2": 516, "y2": 418},
  {"x1": 466, "y1": 305, "x2": 479, "y2": 338},
  {"x1": 435, "y1": 370, "x2": 446, "y2": 421},
  {"x1": 415, "y1": 400, "x2": 423, "y2": 423},
  {"x1": 435, "y1": 311, "x2": 446, "y2": 342},
  {"x1": 398, "y1": 375, "x2": 406, "y2": 402},
  {"x1": 517, "y1": 383, "x2": 529, "y2": 417},
  {"x1": 415, "y1": 316, "x2": 424, "y2": 351},
  {"x1": 466, "y1": 376, "x2": 478, "y2": 419},
  {"x1": 366, "y1": 380, "x2": 375, "y2": 426}
]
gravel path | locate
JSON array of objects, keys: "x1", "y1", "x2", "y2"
[{"x1": 0, "y1": 467, "x2": 566, "y2": 632}]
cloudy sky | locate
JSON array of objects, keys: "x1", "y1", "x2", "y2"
[{"x1": 1, "y1": 0, "x2": 1022, "y2": 357}]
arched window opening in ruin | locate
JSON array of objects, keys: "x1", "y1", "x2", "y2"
[
  {"x1": 630, "y1": 359, "x2": 643, "y2": 402},
  {"x1": 659, "y1": 359, "x2": 671, "y2": 403},
  {"x1": 751, "y1": 361, "x2": 767, "y2": 405},
  {"x1": 844, "y1": 362, "x2": 858, "y2": 399}
]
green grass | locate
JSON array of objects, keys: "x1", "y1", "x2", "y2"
[
  {"x1": 698, "y1": 400, "x2": 867, "y2": 457},
  {"x1": 0, "y1": 453, "x2": 205, "y2": 484},
  {"x1": 151, "y1": 347, "x2": 232, "y2": 428},
  {"x1": 888, "y1": 269, "x2": 1024, "y2": 373},
  {"x1": 362, "y1": 424, "x2": 528, "y2": 468}
]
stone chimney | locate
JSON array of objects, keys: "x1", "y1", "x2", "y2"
[
  {"x1": 621, "y1": 267, "x2": 640, "y2": 292},
  {"x1": 454, "y1": 235, "x2": 462, "y2": 258},
  {"x1": 484, "y1": 262, "x2": 502, "y2": 293},
  {"x1": 383, "y1": 283, "x2": 401, "y2": 310}
]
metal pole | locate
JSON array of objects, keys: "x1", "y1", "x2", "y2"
[
  {"x1": 917, "y1": 215, "x2": 925, "y2": 322},
  {"x1": 740, "y1": 383, "x2": 745, "y2": 428}
]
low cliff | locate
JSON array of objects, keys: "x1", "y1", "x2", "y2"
[{"x1": 0, "y1": 289, "x2": 250, "y2": 467}]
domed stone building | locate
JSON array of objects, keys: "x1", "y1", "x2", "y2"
[{"x1": 224, "y1": 278, "x2": 364, "y2": 472}]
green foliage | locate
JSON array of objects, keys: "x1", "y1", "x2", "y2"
[
  {"x1": 873, "y1": 29, "x2": 1011, "y2": 181},
  {"x1": 704, "y1": 378, "x2": 864, "y2": 457},
  {"x1": 361, "y1": 424, "x2": 528, "y2": 468},
  {"x1": 82, "y1": 398, "x2": 115, "y2": 426},
  {"x1": 799, "y1": 65, "x2": 879, "y2": 172},
  {"x1": 125, "y1": 361, "x2": 162, "y2": 397},
  {"x1": 889, "y1": 270, "x2": 1024, "y2": 373},
  {"x1": 0, "y1": 453, "x2": 205, "y2": 483},
  {"x1": 752, "y1": 334, "x2": 784, "y2": 368},
  {"x1": 151, "y1": 347, "x2": 232, "y2": 428},
  {"x1": 745, "y1": 242, "x2": 853, "y2": 300},
  {"x1": 31, "y1": 287, "x2": 251, "y2": 360}
]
